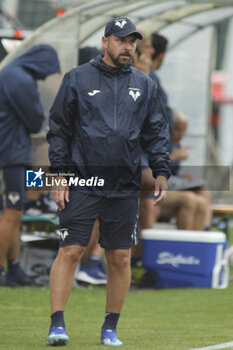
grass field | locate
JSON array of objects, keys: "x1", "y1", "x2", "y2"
[{"x1": 1, "y1": 281, "x2": 233, "y2": 350}]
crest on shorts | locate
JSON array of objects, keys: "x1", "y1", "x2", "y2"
[
  {"x1": 59, "y1": 228, "x2": 69, "y2": 241},
  {"x1": 8, "y1": 192, "x2": 20, "y2": 205}
]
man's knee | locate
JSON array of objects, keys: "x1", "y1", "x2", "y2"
[
  {"x1": 58, "y1": 245, "x2": 85, "y2": 266},
  {"x1": 106, "y1": 249, "x2": 131, "y2": 270},
  {"x1": 181, "y1": 192, "x2": 198, "y2": 209},
  {"x1": 195, "y1": 196, "x2": 208, "y2": 213}
]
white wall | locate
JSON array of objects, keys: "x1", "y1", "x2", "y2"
[
  {"x1": 219, "y1": 18, "x2": 233, "y2": 166},
  {"x1": 2, "y1": 0, "x2": 19, "y2": 17}
]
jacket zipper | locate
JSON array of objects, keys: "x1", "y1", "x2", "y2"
[{"x1": 114, "y1": 75, "x2": 117, "y2": 131}]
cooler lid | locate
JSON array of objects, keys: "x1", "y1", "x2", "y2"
[{"x1": 142, "y1": 229, "x2": 226, "y2": 243}]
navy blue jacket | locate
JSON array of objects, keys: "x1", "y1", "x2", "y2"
[
  {"x1": 0, "y1": 44, "x2": 60, "y2": 167},
  {"x1": 149, "y1": 69, "x2": 173, "y2": 129},
  {"x1": 141, "y1": 69, "x2": 173, "y2": 169},
  {"x1": 48, "y1": 55, "x2": 170, "y2": 197}
]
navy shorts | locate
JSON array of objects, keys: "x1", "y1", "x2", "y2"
[
  {"x1": 58, "y1": 191, "x2": 139, "y2": 250},
  {"x1": 0, "y1": 166, "x2": 26, "y2": 210}
]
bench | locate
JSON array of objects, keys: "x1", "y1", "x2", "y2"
[{"x1": 211, "y1": 204, "x2": 233, "y2": 239}]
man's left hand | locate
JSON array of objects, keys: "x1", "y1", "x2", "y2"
[{"x1": 154, "y1": 175, "x2": 168, "y2": 204}]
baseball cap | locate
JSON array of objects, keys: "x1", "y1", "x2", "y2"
[{"x1": 104, "y1": 17, "x2": 143, "y2": 40}]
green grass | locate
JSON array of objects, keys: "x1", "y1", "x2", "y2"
[
  {"x1": 1, "y1": 283, "x2": 233, "y2": 350},
  {"x1": 1, "y1": 229, "x2": 232, "y2": 350}
]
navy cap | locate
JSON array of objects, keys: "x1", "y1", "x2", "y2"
[{"x1": 104, "y1": 17, "x2": 143, "y2": 40}]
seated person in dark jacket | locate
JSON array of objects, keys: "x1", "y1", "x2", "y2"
[{"x1": 0, "y1": 44, "x2": 60, "y2": 287}]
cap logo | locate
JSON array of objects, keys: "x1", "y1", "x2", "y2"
[{"x1": 115, "y1": 19, "x2": 127, "y2": 29}]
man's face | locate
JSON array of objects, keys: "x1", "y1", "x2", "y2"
[
  {"x1": 170, "y1": 120, "x2": 187, "y2": 144},
  {"x1": 102, "y1": 34, "x2": 137, "y2": 67}
]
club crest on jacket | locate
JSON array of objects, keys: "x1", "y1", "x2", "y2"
[{"x1": 129, "y1": 88, "x2": 141, "y2": 101}]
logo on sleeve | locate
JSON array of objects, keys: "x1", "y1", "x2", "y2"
[{"x1": 129, "y1": 88, "x2": 141, "y2": 101}]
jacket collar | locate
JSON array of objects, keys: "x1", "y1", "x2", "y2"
[{"x1": 90, "y1": 53, "x2": 132, "y2": 75}]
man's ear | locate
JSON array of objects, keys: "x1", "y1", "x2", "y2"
[
  {"x1": 159, "y1": 52, "x2": 165, "y2": 62},
  {"x1": 102, "y1": 36, "x2": 108, "y2": 49}
]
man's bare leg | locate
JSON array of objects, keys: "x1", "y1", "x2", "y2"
[
  {"x1": 7, "y1": 219, "x2": 22, "y2": 260},
  {"x1": 100, "y1": 248, "x2": 131, "y2": 346},
  {"x1": 160, "y1": 191, "x2": 207, "y2": 230},
  {"x1": 0, "y1": 209, "x2": 23, "y2": 267},
  {"x1": 50, "y1": 245, "x2": 85, "y2": 313},
  {"x1": 176, "y1": 192, "x2": 198, "y2": 229},
  {"x1": 192, "y1": 195, "x2": 207, "y2": 230},
  {"x1": 159, "y1": 191, "x2": 197, "y2": 229},
  {"x1": 195, "y1": 188, "x2": 212, "y2": 228},
  {"x1": 132, "y1": 199, "x2": 160, "y2": 258},
  {"x1": 105, "y1": 248, "x2": 131, "y2": 313},
  {"x1": 47, "y1": 245, "x2": 86, "y2": 345}
]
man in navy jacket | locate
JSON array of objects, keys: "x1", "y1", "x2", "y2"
[
  {"x1": 46, "y1": 18, "x2": 170, "y2": 347},
  {"x1": 0, "y1": 44, "x2": 60, "y2": 287}
]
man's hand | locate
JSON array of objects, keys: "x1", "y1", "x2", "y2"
[
  {"x1": 154, "y1": 175, "x2": 168, "y2": 204},
  {"x1": 52, "y1": 176, "x2": 69, "y2": 211}
]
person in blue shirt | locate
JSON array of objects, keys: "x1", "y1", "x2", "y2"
[
  {"x1": 46, "y1": 17, "x2": 170, "y2": 347},
  {"x1": 0, "y1": 44, "x2": 60, "y2": 287}
]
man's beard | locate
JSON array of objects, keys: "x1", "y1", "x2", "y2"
[{"x1": 108, "y1": 49, "x2": 131, "y2": 67}]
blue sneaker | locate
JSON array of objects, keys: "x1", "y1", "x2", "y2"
[
  {"x1": 75, "y1": 267, "x2": 107, "y2": 285},
  {"x1": 46, "y1": 326, "x2": 69, "y2": 346},
  {"x1": 100, "y1": 329, "x2": 123, "y2": 346},
  {"x1": 6, "y1": 270, "x2": 34, "y2": 286}
]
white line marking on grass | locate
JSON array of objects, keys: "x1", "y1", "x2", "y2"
[{"x1": 190, "y1": 341, "x2": 233, "y2": 350}]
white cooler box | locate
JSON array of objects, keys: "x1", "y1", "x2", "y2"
[{"x1": 142, "y1": 230, "x2": 229, "y2": 289}]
